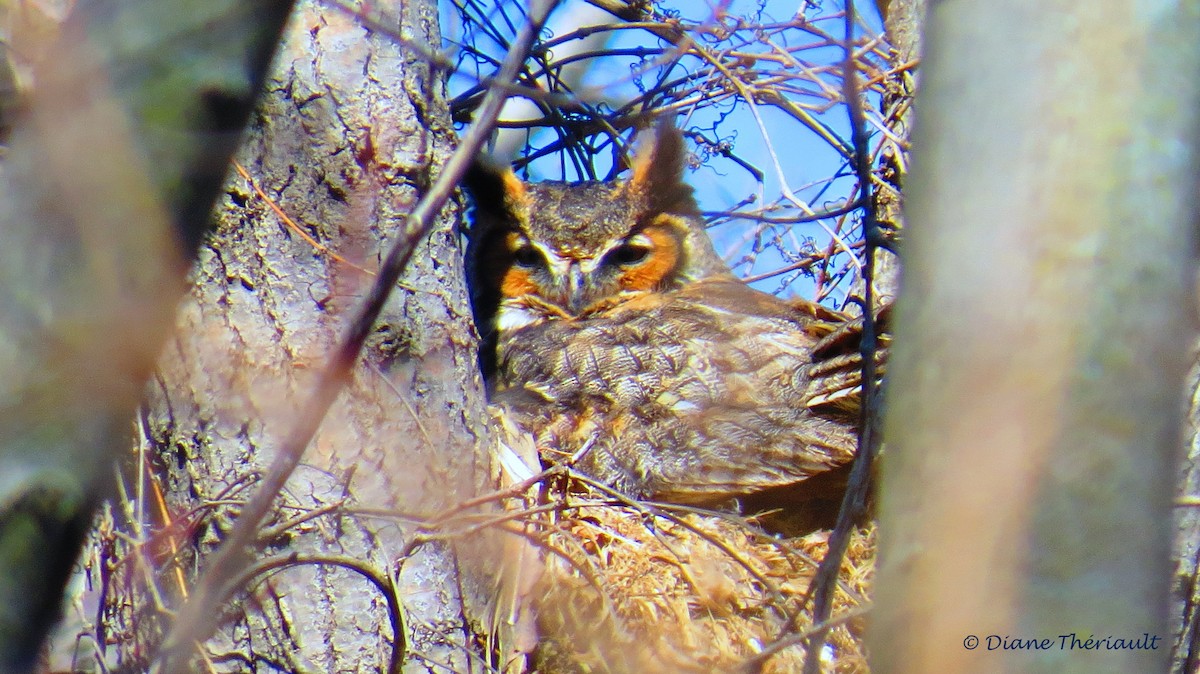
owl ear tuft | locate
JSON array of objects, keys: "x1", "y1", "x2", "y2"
[
  {"x1": 463, "y1": 158, "x2": 527, "y2": 230},
  {"x1": 626, "y1": 121, "x2": 697, "y2": 215}
]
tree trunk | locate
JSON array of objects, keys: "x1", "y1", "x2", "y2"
[
  {"x1": 1174, "y1": 350, "x2": 1200, "y2": 673},
  {"x1": 105, "y1": 1, "x2": 494, "y2": 671},
  {"x1": 873, "y1": 3, "x2": 1200, "y2": 674}
]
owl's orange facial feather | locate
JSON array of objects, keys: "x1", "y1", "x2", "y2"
[
  {"x1": 497, "y1": 231, "x2": 546, "y2": 299},
  {"x1": 500, "y1": 267, "x2": 539, "y2": 298},
  {"x1": 499, "y1": 170, "x2": 529, "y2": 207},
  {"x1": 614, "y1": 217, "x2": 684, "y2": 292}
]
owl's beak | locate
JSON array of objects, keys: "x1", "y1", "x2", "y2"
[{"x1": 565, "y1": 263, "x2": 588, "y2": 314}]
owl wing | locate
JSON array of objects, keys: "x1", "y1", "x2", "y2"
[
  {"x1": 493, "y1": 278, "x2": 867, "y2": 505},
  {"x1": 794, "y1": 299, "x2": 891, "y2": 416}
]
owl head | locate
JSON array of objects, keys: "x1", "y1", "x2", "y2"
[{"x1": 463, "y1": 123, "x2": 731, "y2": 371}]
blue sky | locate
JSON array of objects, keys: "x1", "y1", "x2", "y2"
[{"x1": 442, "y1": 0, "x2": 885, "y2": 305}]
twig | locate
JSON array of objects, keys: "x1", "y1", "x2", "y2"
[
  {"x1": 738, "y1": 604, "x2": 872, "y2": 673},
  {"x1": 803, "y1": 0, "x2": 883, "y2": 671},
  {"x1": 220, "y1": 553, "x2": 405, "y2": 674},
  {"x1": 232, "y1": 160, "x2": 375, "y2": 277}
]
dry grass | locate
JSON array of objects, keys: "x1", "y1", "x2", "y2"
[{"x1": 522, "y1": 486, "x2": 874, "y2": 673}]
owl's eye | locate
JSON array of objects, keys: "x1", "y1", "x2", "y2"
[
  {"x1": 607, "y1": 243, "x2": 651, "y2": 266},
  {"x1": 512, "y1": 245, "x2": 544, "y2": 268}
]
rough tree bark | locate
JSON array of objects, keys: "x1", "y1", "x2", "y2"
[
  {"x1": 107, "y1": 1, "x2": 495, "y2": 671},
  {"x1": 1175, "y1": 359, "x2": 1200, "y2": 673},
  {"x1": 874, "y1": 3, "x2": 1200, "y2": 674}
]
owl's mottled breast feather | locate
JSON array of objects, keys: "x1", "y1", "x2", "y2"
[{"x1": 493, "y1": 278, "x2": 857, "y2": 503}]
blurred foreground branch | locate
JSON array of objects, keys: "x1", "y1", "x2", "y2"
[
  {"x1": 0, "y1": 0, "x2": 292, "y2": 669},
  {"x1": 874, "y1": 2, "x2": 1200, "y2": 673}
]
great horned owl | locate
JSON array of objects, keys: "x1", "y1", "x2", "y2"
[{"x1": 463, "y1": 123, "x2": 869, "y2": 506}]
